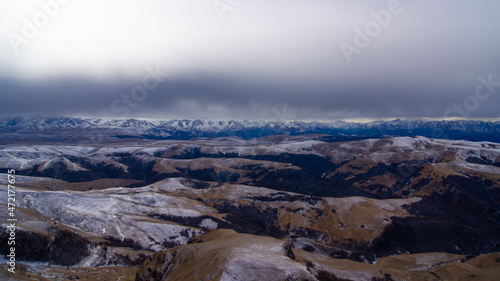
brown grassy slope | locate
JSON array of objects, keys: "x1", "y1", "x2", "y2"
[
  {"x1": 136, "y1": 229, "x2": 314, "y2": 281},
  {"x1": 136, "y1": 229, "x2": 500, "y2": 281}
]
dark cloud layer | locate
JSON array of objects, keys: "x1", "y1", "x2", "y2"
[
  {"x1": 1, "y1": 72, "x2": 499, "y2": 120},
  {"x1": 1, "y1": 0, "x2": 500, "y2": 120}
]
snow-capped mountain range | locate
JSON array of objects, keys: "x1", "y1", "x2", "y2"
[{"x1": 1, "y1": 116, "x2": 499, "y2": 142}]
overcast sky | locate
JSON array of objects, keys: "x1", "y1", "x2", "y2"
[{"x1": 1, "y1": 0, "x2": 499, "y2": 120}]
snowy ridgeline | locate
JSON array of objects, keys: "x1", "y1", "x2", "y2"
[
  {"x1": 1, "y1": 116, "x2": 500, "y2": 141},
  {"x1": 0, "y1": 136, "x2": 498, "y2": 172}
]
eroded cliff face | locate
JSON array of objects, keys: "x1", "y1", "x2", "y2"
[{"x1": 1, "y1": 136, "x2": 499, "y2": 280}]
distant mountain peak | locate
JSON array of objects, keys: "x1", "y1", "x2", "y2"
[{"x1": 1, "y1": 116, "x2": 499, "y2": 142}]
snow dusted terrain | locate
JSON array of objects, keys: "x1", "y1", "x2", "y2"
[
  {"x1": 0, "y1": 134, "x2": 499, "y2": 280},
  {"x1": 1, "y1": 116, "x2": 500, "y2": 142}
]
